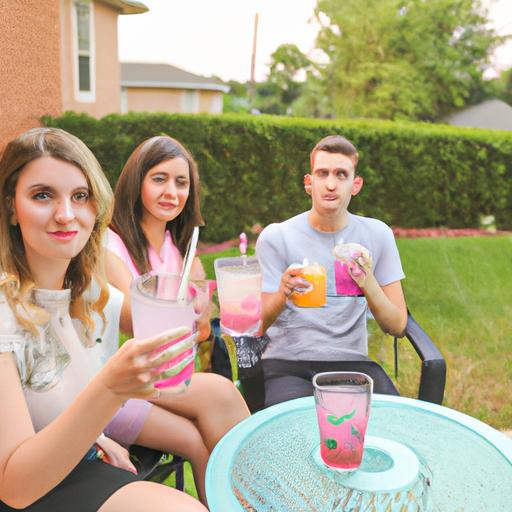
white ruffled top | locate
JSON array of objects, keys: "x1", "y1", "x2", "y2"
[{"x1": 0, "y1": 286, "x2": 122, "y2": 432}]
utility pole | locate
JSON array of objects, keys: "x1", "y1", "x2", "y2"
[{"x1": 249, "y1": 12, "x2": 259, "y2": 105}]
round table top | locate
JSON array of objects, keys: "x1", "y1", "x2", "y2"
[{"x1": 206, "y1": 394, "x2": 512, "y2": 511}]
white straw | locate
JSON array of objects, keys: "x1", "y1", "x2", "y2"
[{"x1": 177, "y1": 226, "x2": 199, "y2": 304}]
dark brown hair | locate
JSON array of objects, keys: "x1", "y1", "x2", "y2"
[
  {"x1": 111, "y1": 135, "x2": 204, "y2": 274},
  {"x1": 310, "y1": 135, "x2": 359, "y2": 173}
]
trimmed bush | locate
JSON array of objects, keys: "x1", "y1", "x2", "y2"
[{"x1": 44, "y1": 112, "x2": 512, "y2": 242}]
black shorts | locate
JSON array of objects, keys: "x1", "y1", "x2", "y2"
[{"x1": 0, "y1": 457, "x2": 140, "y2": 512}]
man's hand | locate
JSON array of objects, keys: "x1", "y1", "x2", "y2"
[
  {"x1": 261, "y1": 266, "x2": 310, "y2": 333},
  {"x1": 347, "y1": 251, "x2": 373, "y2": 288},
  {"x1": 334, "y1": 242, "x2": 406, "y2": 336},
  {"x1": 280, "y1": 266, "x2": 311, "y2": 298},
  {"x1": 334, "y1": 243, "x2": 373, "y2": 288}
]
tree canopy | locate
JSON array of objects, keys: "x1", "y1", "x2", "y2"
[
  {"x1": 223, "y1": 0, "x2": 508, "y2": 121},
  {"x1": 253, "y1": 44, "x2": 312, "y2": 115},
  {"x1": 308, "y1": 0, "x2": 505, "y2": 120}
]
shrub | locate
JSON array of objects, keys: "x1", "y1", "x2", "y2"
[{"x1": 44, "y1": 112, "x2": 512, "y2": 242}]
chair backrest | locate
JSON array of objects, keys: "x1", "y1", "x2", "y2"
[{"x1": 400, "y1": 311, "x2": 446, "y2": 404}]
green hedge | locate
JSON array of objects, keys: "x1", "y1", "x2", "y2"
[{"x1": 43, "y1": 112, "x2": 512, "y2": 242}]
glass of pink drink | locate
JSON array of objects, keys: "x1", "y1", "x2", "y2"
[
  {"x1": 313, "y1": 372, "x2": 373, "y2": 470},
  {"x1": 214, "y1": 256, "x2": 262, "y2": 336},
  {"x1": 131, "y1": 272, "x2": 197, "y2": 394}
]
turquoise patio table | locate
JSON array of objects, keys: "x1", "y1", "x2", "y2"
[{"x1": 206, "y1": 394, "x2": 512, "y2": 511}]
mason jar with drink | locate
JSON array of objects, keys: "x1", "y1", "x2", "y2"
[
  {"x1": 289, "y1": 259, "x2": 327, "y2": 308},
  {"x1": 131, "y1": 272, "x2": 198, "y2": 393}
]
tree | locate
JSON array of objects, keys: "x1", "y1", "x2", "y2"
[
  {"x1": 492, "y1": 68, "x2": 512, "y2": 106},
  {"x1": 222, "y1": 80, "x2": 251, "y2": 114},
  {"x1": 502, "y1": 69, "x2": 512, "y2": 105},
  {"x1": 254, "y1": 44, "x2": 312, "y2": 115},
  {"x1": 311, "y1": 0, "x2": 505, "y2": 121}
]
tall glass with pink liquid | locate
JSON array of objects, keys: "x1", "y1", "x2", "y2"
[
  {"x1": 131, "y1": 272, "x2": 197, "y2": 394},
  {"x1": 313, "y1": 372, "x2": 373, "y2": 470},
  {"x1": 214, "y1": 256, "x2": 262, "y2": 337}
]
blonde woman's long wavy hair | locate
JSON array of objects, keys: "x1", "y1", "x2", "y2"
[{"x1": 0, "y1": 127, "x2": 113, "y2": 338}]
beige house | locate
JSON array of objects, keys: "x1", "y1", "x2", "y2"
[
  {"x1": 444, "y1": 99, "x2": 512, "y2": 131},
  {"x1": 121, "y1": 62, "x2": 229, "y2": 114},
  {"x1": 0, "y1": 0, "x2": 147, "y2": 146}
]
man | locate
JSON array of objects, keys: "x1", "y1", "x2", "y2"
[{"x1": 256, "y1": 135, "x2": 407, "y2": 407}]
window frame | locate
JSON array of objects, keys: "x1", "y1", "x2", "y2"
[{"x1": 72, "y1": 0, "x2": 96, "y2": 102}]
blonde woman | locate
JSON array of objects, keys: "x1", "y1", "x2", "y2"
[{"x1": 0, "y1": 128, "x2": 206, "y2": 511}]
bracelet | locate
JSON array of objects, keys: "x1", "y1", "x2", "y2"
[{"x1": 96, "y1": 445, "x2": 107, "y2": 461}]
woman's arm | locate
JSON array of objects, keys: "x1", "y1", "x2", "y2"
[
  {"x1": 191, "y1": 257, "x2": 206, "y2": 281},
  {"x1": 94, "y1": 434, "x2": 137, "y2": 474},
  {"x1": 0, "y1": 352, "x2": 124, "y2": 508},
  {"x1": 0, "y1": 327, "x2": 189, "y2": 507},
  {"x1": 191, "y1": 257, "x2": 210, "y2": 341},
  {"x1": 105, "y1": 249, "x2": 135, "y2": 336}
]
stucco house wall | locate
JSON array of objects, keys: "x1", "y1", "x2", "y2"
[
  {"x1": 199, "y1": 90, "x2": 223, "y2": 114},
  {"x1": 124, "y1": 87, "x2": 184, "y2": 113},
  {"x1": 123, "y1": 88, "x2": 224, "y2": 114},
  {"x1": 0, "y1": 0, "x2": 144, "y2": 148},
  {"x1": 0, "y1": 0, "x2": 61, "y2": 147}
]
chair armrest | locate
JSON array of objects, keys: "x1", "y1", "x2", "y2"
[
  {"x1": 402, "y1": 312, "x2": 446, "y2": 405},
  {"x1": 129, "y1": 445, "x2": 164, "y2": 480},
  {"x1": 129, "y1": 445, "x2": 185, "y2": 487}
]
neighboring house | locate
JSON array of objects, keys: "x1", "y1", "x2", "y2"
[
  {"x1": 0, "y1": 0, "x2": 147, "y2": 146},
  {"x1": 121, "y1": 62, "x2": 229, "y2": 114},
  {"x1": 444, "y1": 99, "x2": 512, "y2": 131}
]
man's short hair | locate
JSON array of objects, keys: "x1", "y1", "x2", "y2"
[{"x1": 310, "y1": 135, "x2": 359, "y2": 171}]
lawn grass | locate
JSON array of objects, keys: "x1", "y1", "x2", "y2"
[
  {"x1": 199, "y1": 236, "x2": 512, "y2": 429},
  {"x1": 199, "y1": 246, "x2": 252, "y2": 277},
  {"x1": 365, "y1": 236, "x2": 512, "y2": 430},
  {"x1": 163, "y1": 462, "x2": 198, "y2": 499}
]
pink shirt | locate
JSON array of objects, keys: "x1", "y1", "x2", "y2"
[
  {"x1": 104, "y1": 228, "x2": 189, "y2": 446},
  {"x1": 106, "y1": 228, "x2": 182, "y2": 278}
]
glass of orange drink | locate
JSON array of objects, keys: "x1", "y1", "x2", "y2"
[{"x1": 291, "y1": 262, "x2": 326, "y2": 307}]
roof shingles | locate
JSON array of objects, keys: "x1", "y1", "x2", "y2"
[{"x1": 121, "y1": 62, "x2": 229, "y2": 92}]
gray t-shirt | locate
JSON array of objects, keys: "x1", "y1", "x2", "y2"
[{"x1": 256, "y1": 211, "x2": 405, "y2": 361}]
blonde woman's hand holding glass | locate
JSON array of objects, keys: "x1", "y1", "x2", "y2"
[{"x1": 96, "y1": 327, "x2": 191, "y2": 401}]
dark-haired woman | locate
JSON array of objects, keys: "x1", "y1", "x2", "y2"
[{"x1": 104, "y1": 135, "x2": 249, "y2": 505}]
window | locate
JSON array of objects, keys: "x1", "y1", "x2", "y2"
[
  {"x1": 182, "y1": 90, "x2": 199, "y2": 113},
  {"x1": 73, "y1": 0, "x2": 95, "y2": 101},
  {"x1": 120, "y1": 87, "x2": 128, "y2": 114},
  {"x1": 210, "y1": 94, "x2": 223, "y2": 114}
]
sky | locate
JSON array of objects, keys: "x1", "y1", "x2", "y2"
[{"x1": 118, "y1": 0, "x2": 512, "y2": 83}]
